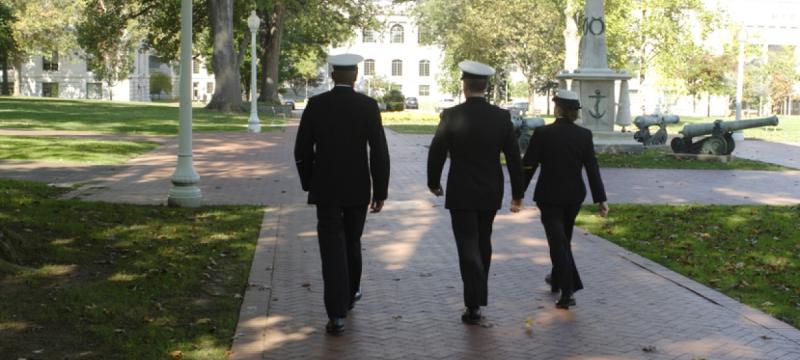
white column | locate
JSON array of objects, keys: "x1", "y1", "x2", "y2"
[
  {"x1": 616, "y1": 79, "x2": 632, "y2": 129},
  {"x1": 247, "y1": 11, "x2": 261, "y2": 133},
  {"x1": 733, "y1": 29, "x2": 746, "y2": 141},
  {"x1": 167, "y1": 0, "x2": 202, "y2": 207}
]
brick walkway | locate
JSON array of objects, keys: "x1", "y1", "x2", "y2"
[{"x1": 230, "y1": 124, "x2": 800, "y2": 359}]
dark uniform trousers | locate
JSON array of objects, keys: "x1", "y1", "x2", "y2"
[
  {"x1": 537, "y1": 203, "x2": 584, "y2": 296},
  {"x1": 450, "y1": 209, "x2": 498, "y2": 308},
  {"x1": 316, "y1": 204, "x2": 368, "y2": 318}
]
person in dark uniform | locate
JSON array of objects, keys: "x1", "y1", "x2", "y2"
[
  {"x1": 521, "y1": 89, "x2": 609, "y2": 309},
  {"x1": 294, "y1": 53, "x2": 390, "y2": 334},
  {"x1": 427, "y1": 60, "x2": 524, "y2": 325}
]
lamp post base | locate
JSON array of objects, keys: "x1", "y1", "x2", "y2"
[
  {"x1": 247, "y1": 115, "x2": 261, "y2": 133},
  {"x1": 167, "y1": 185, "x2": 202, "y2": 207}
]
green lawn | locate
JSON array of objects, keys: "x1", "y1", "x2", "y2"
[
  {"x1": 577, "y1": 204, "x2": 800, "y2": 329},
  {"x1": 0, "y1": 179, "x2": 264, "y2": 359},
  {"x1": 597, "y1": 148, "x2": 793, "y2": 171},
  {"x1": 0, "y1": 136, "x2": 160, "y2": 164},
  {"x1": 0, "y1": 97, "x2": 286, "y2": 135}
]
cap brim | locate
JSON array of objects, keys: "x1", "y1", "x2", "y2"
[
  {"x1": 554, "y1": 98, "x2": 581, "y2": 109},
  {"x1": 461, "y1": 72, "x2": 489, "y2": 80}
]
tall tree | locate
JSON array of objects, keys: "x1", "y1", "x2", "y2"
[
  {"x1": 205, "y1": 0, "x2": 244, "y2": 112},
  {"x1": 255, "y1": 0, "x2": 377, "y2": 103},
  {"x1": 5, "y1": 0, "x2": 84, "y2": 95},
  {"x1": 0, "y1": 2, "x2": 17, "y2": 95},
  {"x1": 78, "y1": 0, "x2": 143, "y2": 101}
]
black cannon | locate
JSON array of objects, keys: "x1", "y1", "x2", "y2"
[
  {"x1": 512, "y1": 116, "x2": 545, "y2": 153},
  {"x1": 670, "y1": 116, "x2": 779, "y2": 155},
  {"x1": 633, "y1": 114, "x2": 680, "y2": 146}
]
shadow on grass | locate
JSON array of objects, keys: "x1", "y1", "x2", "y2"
[
  {"x1": 0, "y1": 97, "x2": 286, "y2": 135},
  {"x1": 0, "y1": 179, "x2": 264, "y2": 359},
  {"x1": 577, "y1": 203, "x2": 800, "y2": 329}
]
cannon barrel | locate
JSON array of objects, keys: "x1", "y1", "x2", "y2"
[
  {"x1": 680, "y1": 116, "x2": 779, "y2": 138},
  {"x1": 634, "y1": 114, "x2": 680, "y2": 128},
  {"x1": 511, "y1": 117, "x2": 545, "y2": 129}
]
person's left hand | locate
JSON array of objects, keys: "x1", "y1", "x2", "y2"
[
  {"x1": 429, "y1": 186, "x2": 444, "y2": 197},
  {"x1": 510, "y1": 198, "x2": 523, "y2": 213},
  {"x1": 370, "y1": 200, "x2": 384, "y2": 213}
]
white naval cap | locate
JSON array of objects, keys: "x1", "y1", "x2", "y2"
[
  {"x1": 458, "y1": 60, "x2": 495, "y2": 79},
  {"x1": 327, "y1": 53, "x2": 364, "y2": 70},
  {"x1": 553, "y1": 89, "x2": 581, "y2": 109}
]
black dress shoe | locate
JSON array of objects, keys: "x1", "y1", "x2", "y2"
[
  {"x1": 349, "y1": 288, "x2": 362, "y2": 310},
  {"x1": 326, "y1": 317, "x2": 345, "y2": 334},
  {"x1": 461, "y1": 307, "x2": 481, "y2": 325},
  {"x1": 545, "y1": 273, "x2": 558, "y2": 293},
  {"x1": 555, "y1": 295, "x2": 576, "y2": 309}
]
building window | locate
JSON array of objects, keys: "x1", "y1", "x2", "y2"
[
  {"x1": 43, "y1": 52, "x2": 59, "y2": 71},
  {"x1": 85, "y1": 56, "x2": 95, "y2": 72},
  {"x1": 42, "y1": 82, "x2": 59, "y2": 97},
  {"x1": 87, "y1": 83, "x2": 102, "y2": 99},
  {"x1": 193, "y1": 59, "x2": 201, "y2": 74},
  {"x1": 193, "y1": 82, "x2": 199, "y2": 99},
  {"x1": 207, "y1": 82, "x2": 214, "y2": 94},
  {"x1": 419, "y1": 85, "x2": 430, "y2": 96},
  {"x1": 363, "y1": 29, "x2": 375, "y2": 43},
  {"x1": 419, "y1": 60, "x2": 430, "y2": 77},
  {"x1": 390, "y1": 24, "x2": 404, "y2": 44},
  {"x1": 364, "y1": 59, "x2": 376, "y2": 76},
  {"x1": 391, "y1": 60, "x2": 403, "y2": 76}
]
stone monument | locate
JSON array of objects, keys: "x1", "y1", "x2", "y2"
[{"x1": 556, "y1": 0, "x2": 632, "y2": 133}]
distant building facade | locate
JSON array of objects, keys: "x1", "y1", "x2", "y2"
[
  {"x1": 3, "y1": 46, "x2": 216, "y2": 103},
  {"x1": 315, "y1": 0, "x2": 449, "y2": 105}
]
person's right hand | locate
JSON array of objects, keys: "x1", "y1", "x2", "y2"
[
  {"x1": 510, "y1": 198, "x2": 522, "y2": 213},
  {"x1": 429, "y1": 186, "x2": 444, "y2": 197},
  {"x1": 598, "y1": 202, "x2": 609, "y2": 217}
]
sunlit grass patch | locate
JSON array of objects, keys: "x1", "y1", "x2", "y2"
[
  {"x1": 0, "y1": 136, "x2": 159, "y2": 164},
  {"x1": 577, "y1": 204, "x2": 800, "y2": 329}
]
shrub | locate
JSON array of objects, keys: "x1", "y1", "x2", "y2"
[{"x1": 382, "y1": 89, "x2": 405, "y2": 112}]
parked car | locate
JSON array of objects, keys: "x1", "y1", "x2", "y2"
[
  {"x1": 283, "y1": 99, "x2": 296, "y2": 110},
  {"x1": 504, "y1": 101, "x2": 529, "y2": 114},
  {"x1": 435, "y1": 98, "x2": 457, "y2": 112},
  {"x1": 405, "y1": 97, "x2": 419, "y2": 109}
]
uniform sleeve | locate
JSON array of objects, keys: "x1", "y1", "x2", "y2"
[
  {"x1": 501, "y1": 112, "x2": 524, "y2": 200},
  {"x1": 521, "y1": 128, "x2": 542, "y2": 193},
  {"x1": 368, "y1": 102, "x2": 390, "y2": 202},
  {"x1": 427, "y1": 110, "x2": 449, "y2": 189},
  {"x1": 582, "y1": 132, "x2": 607, "y2": 203},
  {"x1": 294, "y1": 98, "x2": 316, "y2": 191}
]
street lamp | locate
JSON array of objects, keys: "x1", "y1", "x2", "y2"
[
  {"x1": 247, "y1": 10, "x2": 261, "y2": 133},
  {"x1": 733, "y1": 28, "x2": 746, "y2": 141},
  {"x1": 167, "y1": 0, "x2": 202, "y2": 207}
]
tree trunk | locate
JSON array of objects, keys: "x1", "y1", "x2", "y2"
[
  {"x1": 1, "y1": 54, "x2": 9, "y2": 96},
  {"x1": 205, "y1": 0, "x2": 243, "y2": 113},
  {"x1": 12, "y1": 58, "x2": 21, "y2": 95},
  {"x1": 258, "y1": 3, "x2": 287, "y2": 104},
  {"x1": 707, "y1": 93, "x2": 711, "y2": 117}
]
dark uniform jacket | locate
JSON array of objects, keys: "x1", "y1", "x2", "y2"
[
  {"x1": 522, "y1": 118, "x2": 607, "y2": 205},
  {"x1": 427, "y1": 97, "x2": 524, "y2": 210},
  {"x1": 294, "y1": 86, "x2": 390, "y2": 206}
]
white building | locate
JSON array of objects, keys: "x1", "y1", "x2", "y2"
[
  {"x1": 320, "y1": 0, "x2": 448, "y2": 107},
  {"x1": 2, "y1": 47, "x2": 216, "y2": 103}
]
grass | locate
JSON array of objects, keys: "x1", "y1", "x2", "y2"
[
  {"x1": 0, "y1": 136, "x2": 160, "y2": 164},
  {"x1": 576, "y1": 204, "x2": 800, "y2": 329},
  {"x1": 597, "y1": 148, "x2": 794, "y2": 171},
  {"x1": 0, "y1": 179, "x2": 264, "y2": 359},
  {"x1": 0, "y1": 97, "x2": 286, "y2": 135}
]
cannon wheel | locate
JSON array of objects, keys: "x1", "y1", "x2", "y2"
[
  {"x1": 671, "y1": 137, "x2": 688, "y2": 153},
  {"x1": 724, "y1": 133, "x2": 736, "y2": 155},
  {"x1": 699, "y1": 136, "x2": 727, "y2": 155}
]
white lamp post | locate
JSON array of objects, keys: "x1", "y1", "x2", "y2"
[
  {"x1": 167, "y1": 0, "x2": 202, "y2": 207},
  {"x1": 247, "y1": 10, "x2": 261, "y2": 133},
  {"x1": 733, "y1": 29, "x2": 746, "y2": 141}
]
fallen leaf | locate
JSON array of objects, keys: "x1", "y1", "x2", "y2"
[
  {"x1": 169, "y1": 350, "x2": 183, "y2": 359},
  {"x1": 301, "y1": 283, "x2": 311, "y2": 288},
  {"x1": 762, "y1": 301, "x2": 774, "y2": 307},
  {"x1": 642, "y1": 345, "x2": 656, "y2": 353},
  {"x1": 524, "y1": 316, "x2": 533, "y2": 329},
  {"x1": 392, "y1": 315, "x2": 402, "y2": 320}
]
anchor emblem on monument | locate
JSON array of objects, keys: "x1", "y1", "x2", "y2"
[{"x1": 588, "y1": 89, "x2": 606, "y2": 119}]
